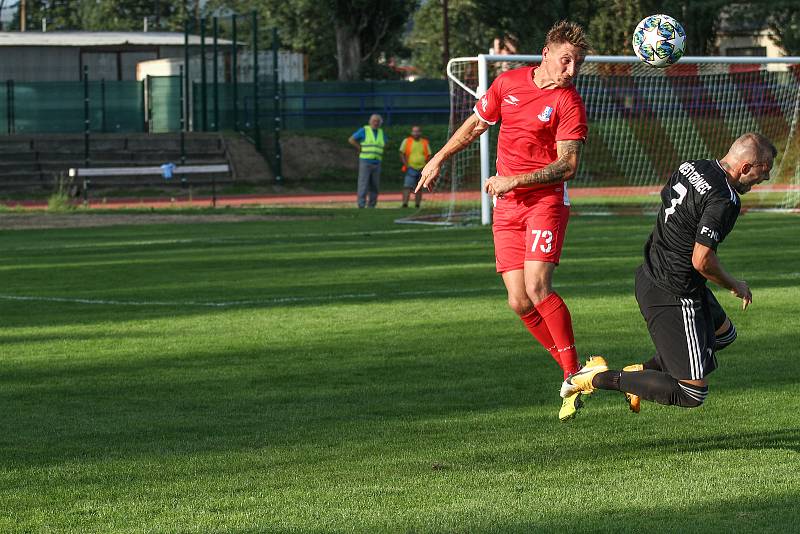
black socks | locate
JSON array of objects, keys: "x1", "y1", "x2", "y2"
[{"x1": 593, "y1": 369, "x2": 707, "y2": 408}]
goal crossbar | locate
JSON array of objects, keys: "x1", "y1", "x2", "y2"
[{"x1": 442, "y1": 54, "x2": 800, "y2": 225}]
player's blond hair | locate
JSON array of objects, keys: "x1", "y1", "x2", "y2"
[{"x1": 545, "y1": 21, "x2": 591, "y2": 53}]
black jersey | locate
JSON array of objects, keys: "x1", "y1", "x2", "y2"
[{"x1": 643, "y1": 159, "x2": 741, "y2": 297}]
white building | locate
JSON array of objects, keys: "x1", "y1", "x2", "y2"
[
  {"x1": 0, "y1": 31, "x2": 305, "y2": 83},
  {"x1": 0, "y1": 31, "x2": 226, "y2": 81},
  {"x1": 715, "y1": 10, "x2": 786, "y2": 57}
]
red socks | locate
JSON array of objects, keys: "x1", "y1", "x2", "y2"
[
  {"x1": 532, "y1": 292, "x2": 579, "y2": 377},
  {"x1": 519, "y1": 308, "x2": 561, "y2": 368}
]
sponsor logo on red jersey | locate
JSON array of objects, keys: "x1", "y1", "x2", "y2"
[{"x1": 537, "y1": 106, "x2": 554, "y2": 122}]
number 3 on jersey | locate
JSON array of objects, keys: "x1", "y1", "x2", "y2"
[
  {"x1": 664, "y1": 182, "x2": 688, "y2": 223},
  {"x1": 531, "y1": 229, "x2": 553, "y2": 253}
]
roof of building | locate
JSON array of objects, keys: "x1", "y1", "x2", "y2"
[{"x1": 0, "y1": 31, "x2": 233, "y2": 47}]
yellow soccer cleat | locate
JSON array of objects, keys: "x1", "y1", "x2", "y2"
[
  {"x1": 558, "y1": 392, "x2": 584, "y2": 422},
  {"x1": 622, "y1": 363, "x2": 644, "y2": 413},
  {"x1": 560, "y1": 355, "x2": 608, "y2": 398}
]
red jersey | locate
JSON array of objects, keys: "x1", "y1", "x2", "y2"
[{"x1": 473, "y1": 67, "x2": 587, "y2": 200}]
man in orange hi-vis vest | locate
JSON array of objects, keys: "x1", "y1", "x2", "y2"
[{"x1": 398, "y1": 125, "x2": 430, "y2": 208}]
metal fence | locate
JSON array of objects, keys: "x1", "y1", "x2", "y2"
[{"x1": 0, "y1": 76, "x2": 449, "y2": 135}]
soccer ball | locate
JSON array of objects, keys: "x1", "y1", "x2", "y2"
[{"x1": 632, "y1": 14, "x2": 686, "y2": 68}]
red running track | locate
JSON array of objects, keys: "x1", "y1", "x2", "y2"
[{"x1": 3, "y1": 184, "x2": 798, "y2": 210}]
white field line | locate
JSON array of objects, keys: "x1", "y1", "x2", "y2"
[
  {"x1": 0, "y1": 280, "x2": 626, "y2": 308},
  {"x1": 0, "y1": 287, "x2": 490, "y2": 308},
  {"x1": 2, "y1": 228, "x2": 455, "y2": 253}
]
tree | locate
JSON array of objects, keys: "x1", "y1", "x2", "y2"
[
  {"x1": 718, "y1": 1, "x2": 800, "y2": 56},
  {"x1": 80, "y1": 1, "x2": 185, "y2": 32},
  {"x1": 747, "y1": 0, "x2": 800, "y2": 55},
  {"x1": 406, "y1": 0, "x2": 494, "y2": 79},
  {"x1": 21, "y1": 1, "x2": 187, "y2": 32},
  {"x1": 23, "y1": 0, "x2": 82, "y2": 30},
  {"x1": 327, "y1": 0, "x2": 417, "y2": 81},
  {"x1": 408, "y1": 0, "x2": 610, "y2": 78},
  {"x1": 473, "y1": 0, "x2": 600, "y2": 53},
  {"x1": 588, "y1": 0, "x2": 644, "y2": 55},
  {"x1": 205, "y1": 0, "x2": 412, "y2": 81},
  {"x1": 769, "y1": 9, "x2": 800, "y2": 55},
  {"x1": 631, "y1": 0, "x2": 729, "y2": 55}
]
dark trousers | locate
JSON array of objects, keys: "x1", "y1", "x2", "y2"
[{"x1": 357, "y1": 160, "x2": 381, "y2": 208}]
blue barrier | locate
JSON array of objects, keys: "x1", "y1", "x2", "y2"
[{"x1": 240, "y1": 90, "x2": 451, "y2": 128}]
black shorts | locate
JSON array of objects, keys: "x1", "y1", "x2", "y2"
[
  {"x1": 635, "y1": 265, "x2": 719, "y2": 380},
  {"x1": 705, "y1": 287, "x2": 728, "y2": 332}
]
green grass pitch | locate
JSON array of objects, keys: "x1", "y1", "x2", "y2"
[{"x1": 1, "y1": 208, "x2": 798, "y2": 532}]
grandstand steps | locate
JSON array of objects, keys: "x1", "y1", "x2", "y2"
[{"x1": 0, "y1": 132, "x2": 270, "y2": 192}]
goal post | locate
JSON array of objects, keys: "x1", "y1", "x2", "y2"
[{"x1": 399, "y1": 54, "x2": 800, "y2": 225}]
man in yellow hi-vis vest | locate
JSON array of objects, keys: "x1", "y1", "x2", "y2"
[
  {"x1": 398, "y1": 125, "x2": 430, "y2": 208},
  {"x1": 348, "y1": 114, "x2": 386, "y2": 208}
]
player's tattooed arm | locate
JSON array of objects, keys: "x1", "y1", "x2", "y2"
[
  {"x1": 438, "y1": 114, "x2": 491, "y2": 159},
  {"x1": 516, "y1": 140, "x2": 583, "y2": 186},
  {"x1": 485, "y1": 140, "x2": 583, "y2": 197},
  {"x1": 416, "y1": 114, "x2": 491, "y2": 192}
]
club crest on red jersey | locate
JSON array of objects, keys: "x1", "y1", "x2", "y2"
[{"x1": 537, "y1": 106, "x2": 554, "y2": 122}]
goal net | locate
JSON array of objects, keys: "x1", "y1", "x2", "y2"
[{"x1": 397, "y1": 55, "x2": 800, "y2": 225}]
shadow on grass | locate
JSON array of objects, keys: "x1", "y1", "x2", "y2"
[
  {"x1": 413, "y1": 492, "x2": 800, "y2": 533},
  {"x1": 1, "y1": 212, "x2": 798, "y2": 330},
  {"x1": 1, "y1": 314, "x2": 797, "y2": 471}
]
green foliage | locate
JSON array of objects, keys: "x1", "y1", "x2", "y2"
[
  {"x1": 46, "y1": 174, "x2": 75, "y2": 212},
  {"x1": 11, "y1": 1, "x2": 799, "y2": 82},
  {"x1": 406, "y1": 0, "x2": 495, "y2": 79},
  {"x1": 204, "y1": 0, "x2": 338, "y2": 80},
  {"x1": 326, "y1": 0, "x2": 418, "y2": 80},
  {"x1": 23, "y1": 0, "x2": 186, "y2": 31},
  {"x1": 0, "y1": 211, "x2": 799, "y2": 531},
  {"x1": 23, "y1": 0, "x2": 81, "y2": 29},
  {"x1": 765, "y1": 2, "x2": 800, "y2": 55},
  {"x1": 82, "y1": 0, "x2": 185, "y2": 32},
  {"x1": 589, "y1": 0, "x2": 644, "y2": 55},
  {"x1": 472, "y1": 0, "x2": 596, "y2": 52},
  {"x1": 721, "y1": 1, "x2": 800, "y2": 56},
  {"x1": 674, "y1": 0, "x2": 731, "y2": 55},
  {"x1": 205, "y1": 0, "x2": 415, "y2": 81}
]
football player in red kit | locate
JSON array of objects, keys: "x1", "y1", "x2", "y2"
[{"x1": 416, "y1": 21, "x2": 591, "y2": 421}]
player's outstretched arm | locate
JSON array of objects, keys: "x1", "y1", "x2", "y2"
[
  {"x1": 485, "y1": 139, "x2": 582, "y2": 197},
  {"x1": 692, "y1": 242, "x2": 752, "y2": 309},
  {"x1": 415, "y1": 114, "x2": 490, "y2": 193}
]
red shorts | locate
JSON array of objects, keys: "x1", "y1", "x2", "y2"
[{"x1": 492, "y1": 188, "x2": 570, "y2": 273}]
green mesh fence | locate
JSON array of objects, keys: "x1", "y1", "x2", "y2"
[
  {"x1": 192, "y1": 82, "x2": 256, "y2": 132},
  {"x1": 1, "y1": 76, "x2": 449, "y2": 135},
  {"x1": 188, "y1": 80, "x2": 450, "y2": 133},
  {"x1": 147, "y1": 76, "x2": 181, "y2": 133},
  {"x1": 276, "y1": 80, "x2": 449, "y2": 129},
  {"x1": 7, "y1": 81, "x2": 145, "y2": 134},
  {"x1": 94, "y1": 81, "x2": 145, "y2": 133},
  {"x1": 0, "y1": 83, "x2": 7, "y2": 134}
]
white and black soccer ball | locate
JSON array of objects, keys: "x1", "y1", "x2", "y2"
[{"x1": 632, "y1": 14, "x2": 687, "y2": 68}]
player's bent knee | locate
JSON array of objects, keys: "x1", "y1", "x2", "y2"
[
  {"x1": 676, "y1": 381, "x2": 708, "y2": 408},
  {"x1": 715, "y1": 321, "x2": 737, "y2": 351},
  {"x1": 524, "y1": 284, "x2": 551, "y2": 306},
  {"x1": 507, "y1": 296, "x2": 533, "y2": 316}
]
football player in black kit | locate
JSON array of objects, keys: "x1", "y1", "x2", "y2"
[{"x1": 560, "y1": 132, "x2": 777, "y2": 411}]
